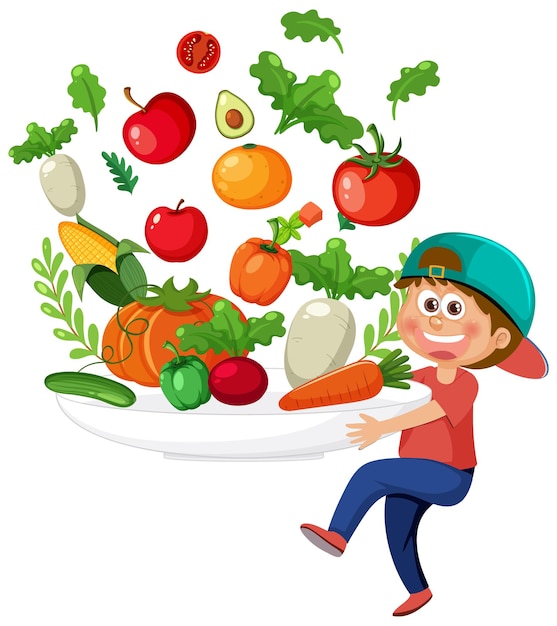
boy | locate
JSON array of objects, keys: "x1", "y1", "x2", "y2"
[{"x1": 300, "y1": 232, "x2": 548, "y2": 617}]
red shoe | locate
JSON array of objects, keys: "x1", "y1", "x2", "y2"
[
  {"x1": 300, "y1": 523, "x2": 346, "y2": 557},
  {"x1": 393, "y1": 588, "x2": 433, "y2": 616}
]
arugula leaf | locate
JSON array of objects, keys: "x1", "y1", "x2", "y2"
[
  {"x1": 288, "y1": 249, "x2": 332, "y2": 296},
  {"x1": 249, "y1": 52, "x2": 297, "y2": 113},
  {"x1": 8, "y1": 119, "x2": 78, "y2": 163},
  {"x1": 343, "y1": 266, "x2": 394, "y2": 301},
  {"x1": 289, "y1": 238, "x2": 394, "y2": 300},
  {"x1": 176, "y1": 299, "x2": 286, "y2": 357},
  {"x1": 67, "y1": 64, "x2": 106, "y2": 131},
  {"x1": 250, "y1": 51, "x2": 363, "y2": 148},
  {"x1": 244, "y1": 311, "x2": 286, "y2": 352},
  {"x1": 298, "y1": 103, "x2": 364, "y2": 149},
  {"x1": 387, "y1": 60, "x2": 440, "y2": 120},
  {"x1": 281, "y1": 10, "x2": 343, "y2": 53},
  {"x1": 317, "y1": 238, "x2": 354, "y2": 299},
  {"x1": 102, "y1": 151, "x2": 138, "y2": 194}
]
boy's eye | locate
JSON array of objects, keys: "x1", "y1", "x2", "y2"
[
  {"x1": 417, "y1": 290, "x2": 440, "y2": 316},
  {"x1": 441, "y1": 294, "x2": 465, "y2": 319}
]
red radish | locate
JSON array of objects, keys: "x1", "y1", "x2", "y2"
[{"x1": 209, "y1": 356, "x2": 268, "y2": 405}]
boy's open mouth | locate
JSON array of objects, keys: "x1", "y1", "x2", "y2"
[{"x1": 415, "y1": 329, "x2": 470, "y2": 360}]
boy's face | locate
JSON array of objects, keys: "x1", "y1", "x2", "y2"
[{"x1": 397, "y1": 280, "x2": 511, "y2": 368}]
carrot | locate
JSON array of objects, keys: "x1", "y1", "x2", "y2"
[{"x1": 278, "y1": 348, "x2": 413, "y2": 411}]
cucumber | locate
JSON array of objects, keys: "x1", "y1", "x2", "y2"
[{"x1": 44, "y1": 371, "x2": 136, "y2": 407}]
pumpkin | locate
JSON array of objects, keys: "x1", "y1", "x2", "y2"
[
  {"x1": 102, "y1": 278, "x2": 247, "y2": 387},
  {"x1": 229, "y1": 218, "x2": 292, "y2": 306}
]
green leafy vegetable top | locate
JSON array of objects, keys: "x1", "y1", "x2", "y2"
[
  {"x1": 175, "y1": 299, "x2": 286, "y2": 357},
  {"x1": 288, "y1": 238, "x2": 394, "y2": 300},
  {"x1": 67, "y1": 64, "x2": 106, "y2": 131},
  {"x1": 281, "y1": 9, "x2": 343, "y2": 53},
  {"x1": 387, "y1": 60, "x2": 440, "y2": 120},
  {"x1": 8, "y1": 119, "x2": 78, "y2": 163},
  {"x1": 250, "y1": 51, "x2": 363, "y2": 148}
]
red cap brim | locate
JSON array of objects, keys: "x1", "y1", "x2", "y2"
[{"x1": 497, "y1": 338, "x2": 548, "y2": 379}]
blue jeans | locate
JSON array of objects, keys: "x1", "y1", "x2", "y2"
[{"x1": 328, "y1": 458, "x2": 474, "y2": 593}]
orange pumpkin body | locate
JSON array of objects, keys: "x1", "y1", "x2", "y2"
[
  {"x1": 102, "y1": 294, "x2": 247, "y2": 387},
  {"x1": 230, "y1": 238, "x2": 292, "y2": 305}
]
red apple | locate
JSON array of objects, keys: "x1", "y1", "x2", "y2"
[
  {"x1": 123, "y1": 88, "x2": 196, "y2": 164},
  {"x1": 145, "y1": 199, "x2": 208, "y2": 262}
]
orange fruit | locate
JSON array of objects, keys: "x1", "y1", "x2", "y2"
[{"x1": 212, "y1": 143, "x2": 292, "y2": 209}]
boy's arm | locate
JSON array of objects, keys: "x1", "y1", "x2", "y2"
[{"x1": 346, "y1": 400, "x2": 445, "y2": 450}]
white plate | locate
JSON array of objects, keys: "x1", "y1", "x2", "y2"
[{"x1": 55, "y1": 368, "x2": 431, "y2": 461}]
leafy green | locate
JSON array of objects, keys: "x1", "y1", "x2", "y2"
[
  {"x1": 281, "y1": 10, "x2": 343, "y2": 53},
  {"x1": 362, "y1": 237, "x2": 420, "y2": 359},
  {"x1": 387, "y1": 61, "x2": 440, "y2": 120},
  {"x1": 67, "y1": 64, "x2": 106, "y2": 131},
  {"x1": 249, "y1": 51, "x2": 363, "y2": 148},
  {"x1": 288, "y1": 238, "x2": 393, "y2": 300},
  {"x1": 338, "y1": 213, "x2": 356, "y2": 231},
  {"x1": 8, "y1": 119, "x2": 78, "y2": 163},
  {"x1": 176, "y1": 299, "x2": 286, "y2": 357},
  {"x1": 275, "y1": 210, "x2": 304, "y2": 245},
  {"x1": 32, "y1": 237, "x2": 101, "y2": 360},
  {"x1": 102, "y1": 151, "x2": 138, "y2": 194}
]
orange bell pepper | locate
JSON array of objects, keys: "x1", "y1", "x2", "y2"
[{"x1": 230, "y1": 218, "x2": 292, "y2": 306}]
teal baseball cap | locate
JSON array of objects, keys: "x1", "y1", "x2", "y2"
[{"x1": 401, "y1": 232, "x2": 548, "y2": 378}]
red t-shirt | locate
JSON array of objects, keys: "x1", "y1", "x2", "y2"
[{"x1": 398, "y1": 367, "x2": 479, "y2": 470}]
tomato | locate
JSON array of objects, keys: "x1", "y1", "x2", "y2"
[
  {"x1": 332, "y1": 124, "x2": 420, "y2": 226},
  {"x1": 212, "y1": 143, "x2": 292, "y2": 209},
  {"x1": 208, "y1": 357, "x2": 269, "y2": 405},
  {"x1": 176, "y1": 32, "x2": 221, "y2": 74}
]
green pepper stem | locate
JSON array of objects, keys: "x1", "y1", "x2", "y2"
[{"x1": 162, "y1": 340, "x2": 182, "y2": 363}]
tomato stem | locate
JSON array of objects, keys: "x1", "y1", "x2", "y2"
[{"x1": 348, "y1": 123, "x2": 404, "y2": 180}]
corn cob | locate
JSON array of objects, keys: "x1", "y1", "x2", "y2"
[{"x1": 58, "y1": 221, "x2": 118, "y2": 273}]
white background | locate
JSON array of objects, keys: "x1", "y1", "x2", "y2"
[{"x1": 1, "y1": 1, "x2": 555, "y2": 623}]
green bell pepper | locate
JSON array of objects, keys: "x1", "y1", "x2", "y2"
[{"x1": 159, "y1": 341, "x2": 211, "y2": 411}]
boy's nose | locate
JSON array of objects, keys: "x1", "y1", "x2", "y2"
[{"x1": 429, "y1": 316, "x2": 443, "y2": 329}]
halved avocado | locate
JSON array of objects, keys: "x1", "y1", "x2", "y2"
[{"x1": 215, "y1": 90, "x2": 255, "y2": 139}]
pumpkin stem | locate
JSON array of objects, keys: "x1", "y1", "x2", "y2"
[{"x1": 135, "y1": 277, "x2": 211, "y2": 312}]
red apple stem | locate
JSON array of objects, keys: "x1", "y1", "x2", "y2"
[
  {"x1": 176, "y1": 199, "x2": 185, "y2": 211},
  {"x1": 123, "y1": 87, "x2": 146, "y2": 112}
]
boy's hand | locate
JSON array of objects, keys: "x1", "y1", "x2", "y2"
[{"x1": 346, "y1": 414, "x2": 385, "y2": 450}]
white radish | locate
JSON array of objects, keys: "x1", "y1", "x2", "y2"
[
  {"x1": 284, "y1": 298, "x2": 356, "y2": 388},
  {"x1": 39, "y1": 154, "x2": 85, "y2": 216}
]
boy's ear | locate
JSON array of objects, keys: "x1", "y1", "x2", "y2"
[{"x1": 494, "y1": 328, "x2": 512, "y2": 350}]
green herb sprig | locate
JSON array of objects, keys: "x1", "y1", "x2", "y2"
[
  {"x1": 362, "y1": 238, "x2": 420, "y2": 359},
  {"x1": 102, "y1": 151, "x2": 138, "y2": 194},
  {"x1": 32, "y1": 237, "x2": 102, "y2": 360}
]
